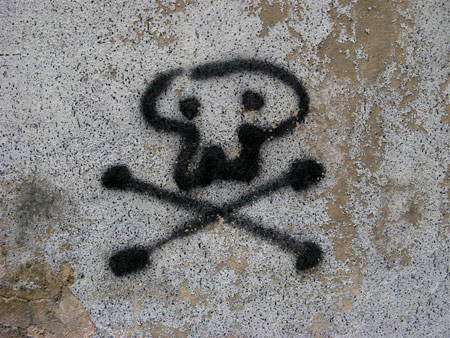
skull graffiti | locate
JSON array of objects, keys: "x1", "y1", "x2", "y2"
[{"x1": 102, "y1": 59, "x2": 325, "y2": 276}]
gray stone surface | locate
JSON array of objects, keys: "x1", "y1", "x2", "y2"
[{"x1": 1, "y1": 0, "x2": 449, "y2": 337}]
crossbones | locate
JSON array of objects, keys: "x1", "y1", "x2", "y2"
[{"x1": 102, "y1": 59, "x2": 325, "y2": 276}]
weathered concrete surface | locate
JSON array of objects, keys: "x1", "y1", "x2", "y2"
[{"x1": 1, "y1": 0, "x2": 449, "y2": 336}]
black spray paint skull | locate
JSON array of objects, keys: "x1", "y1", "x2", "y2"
[
  {"x1": 102, "y1": 59, "x2": 325, "y2": 276},
  {"x1": 141, "y1": 59, "x2": 311, "y2": 190}
]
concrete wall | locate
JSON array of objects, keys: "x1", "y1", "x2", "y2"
[{"x1": 1, "y1": 0, "x2": 449, "y2": 336}]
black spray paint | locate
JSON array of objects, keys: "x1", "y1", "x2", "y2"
[
  {"x1": 141, "y1": 59, "x2": 309, "y2": 190},
  {"x1": 102, "y1": 59, "x2": 325, "y2": 276}
]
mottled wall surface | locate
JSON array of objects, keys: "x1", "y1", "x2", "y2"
[{"x1": 1, "y1": 0, "x2": 449, "y2": 337}]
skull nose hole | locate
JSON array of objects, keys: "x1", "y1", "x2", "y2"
[
  {"x1": 242, "y1": 90, "x2": 264, "y2": 111},
  {"x1": 179, "y1": 96, "x2": 201, "y2": 120}
]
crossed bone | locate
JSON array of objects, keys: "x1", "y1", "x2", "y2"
[{"x1": 102, "y1": 158, "x2": 324, "y2": 276}]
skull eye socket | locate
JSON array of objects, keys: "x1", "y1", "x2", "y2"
[
  {"x1": 242, "y1": 90, "x2": 264, "y2": 111},
  {"x1": 179, "y1": 96, "x2": 200, "y2": 120}
]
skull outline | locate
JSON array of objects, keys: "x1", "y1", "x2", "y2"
[
  {"x1": 102, "y1": 59, "x2": 325, "y2": 276},
  {"x1": 140, "y1": 59, "x2": 310, "y2": 191}
]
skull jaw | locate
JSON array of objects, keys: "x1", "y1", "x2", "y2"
[{"x1": 174, "y1": 124, "x2": 267, "y2": 191}]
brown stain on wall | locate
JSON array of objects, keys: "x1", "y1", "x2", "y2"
[
  {"x1": 226, "y1": 292, "x2": 245, "y2": 312},
  {"x1": 118, "y1": 0, "x2": 197, "y2": 49},
  {"x1": 440, "y1": 77, "x2": 450, "y2": 125},
  {"x1": 249, "y1": 0, "x2": 290, "y2": 37},
  {"x1": 177, "y1": 281, "x2": 207, "y2": 308},
  {"x1": 108, "y1": 64, "x2": 117, "y2": 80},
  {"x1": 318, "y1": 0, "x2": 409, "y2": 83},
  {"x1": 149, "y1": 0, "x2": 196, "y2": 47},
  {"x1": 360, "y1": 105, "x2": 385, "y2": 172},
  {"x1": 390, "y1": 56, "x2": 424, "y2": 132},
  {"x1": 306, "y1": 93, "x2": 364, "y2": 263},
  {"x1": 215, "y1": 254, "x2": 249, "y2": 276},
  {"x1": 0, "y1": 261, "x2": 97, "y2": 338},
  {"x1": 156, "y1": 0, "x2": 196, "y2": 16},
  {"x1": 311, "y1": 313, "x2": 337, "y2": 337},
  {"x1": 149, "y1": 276, "x2": 207, "y2": 311},
  {"x1": 442, "y1": 173, "x2": 449, "y2": 241},
  {"x1": 302, "y1": 106, "x2": 355, "y2": 300},
  {"x1": 152, "y1": 32, "x2": 177, "y2": 47},
  {"x1": 373, "y1": 186, "x2": 422, "y2": 268},
  {"x1": 149, "y1": 322, "x2": 191, "y2": 338},
  {"x1": 295, "y1": 0, "x2": 422, "y2": 313}
]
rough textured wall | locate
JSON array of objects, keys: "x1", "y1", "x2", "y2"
[{"x1": 1, "y1": 0, "x2": 449, "y2": 337}]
